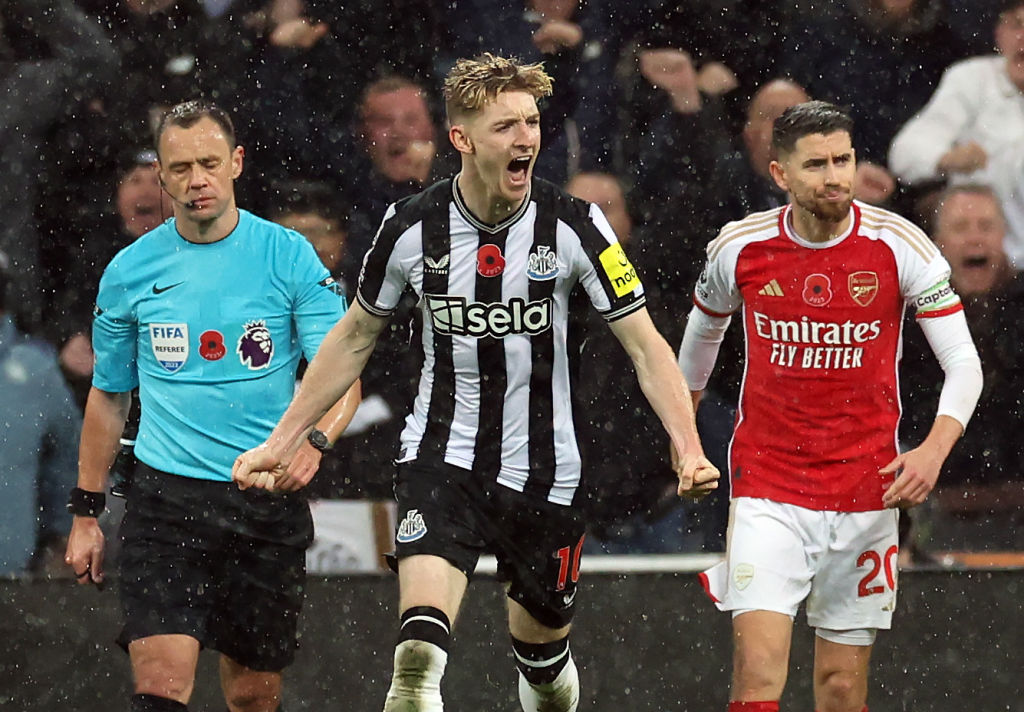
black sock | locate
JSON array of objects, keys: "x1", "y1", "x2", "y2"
[
  {"x1": 398, "y1": 605, "x2": 451, "y2": 653},
  {"x1": 511, "y1": 636, "x2": 571, "y2": 685}
]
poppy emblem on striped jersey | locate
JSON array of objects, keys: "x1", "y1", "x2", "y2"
[{"x1": 477, "y1": 244, "x2": 505, "y2": 277}]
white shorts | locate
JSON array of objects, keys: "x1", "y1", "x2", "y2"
[{"x1": 699, "y1": 498, "x2": 899, "y2": 632}]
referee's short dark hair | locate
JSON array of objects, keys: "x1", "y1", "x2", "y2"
[
  {"x1": 154, "y1": 99, "x2": 235, "y2": 155},
  {"x1": 771, "y1": 101, "x2": 853, "y2": 158}
]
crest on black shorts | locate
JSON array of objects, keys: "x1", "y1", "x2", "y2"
[{"x1": 396, "y1": 509, "x2": 428, "y2": 543}]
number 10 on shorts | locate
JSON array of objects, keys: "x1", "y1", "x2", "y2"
[{"x1": 553, "y1": 535, "x2": 585, "y2": 591}]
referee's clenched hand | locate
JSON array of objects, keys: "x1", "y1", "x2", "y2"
[
  {"x1": 232, "y1": 443, "x2": 285, "y2": 491},
  {"x1": 673, "y1": 451, "x2": 720, "y2": 500}
]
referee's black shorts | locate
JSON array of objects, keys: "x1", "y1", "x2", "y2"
[
  {"x1": 116, "y1": 462, "x2": 313, "y2": 671},
  {"x1": 393, "y1": 460, "x2": 586, "y2": 630}
]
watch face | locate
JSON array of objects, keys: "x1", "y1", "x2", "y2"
[{"x1": 309, "y1": 429, "x2": 330, "y2": 451}]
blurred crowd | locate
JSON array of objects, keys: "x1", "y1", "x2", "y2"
[{"x1": 2, "y1": 0, "x2": 1022, "y2": 576}]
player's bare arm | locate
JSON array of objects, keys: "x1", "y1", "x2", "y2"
[
  {"x1": 607, "y1": 308, "x2": 720, "y2": 497},
  {"x1": 274, "y1": 379, "x2": 363, "y2": 493},
  {"x1": 233, "y1": 302, "x2": 388, "y2": 490},
  {"x1": 881, "y1": 414, "x2": 963, "y2": 508},
  {"x1": 65, "y1": 387, "x2": 131, "y2": 585}
]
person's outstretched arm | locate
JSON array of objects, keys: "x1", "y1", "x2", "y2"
[
  {"x1": 607, "y1": 307, "x2": 720, "y2": 498},
  {"x1": 233, "y1": 303, "x2": 388, "y2": 490}
]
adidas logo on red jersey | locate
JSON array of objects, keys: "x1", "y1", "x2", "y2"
[{"x1": 758, "y1": 279, "x2": 784, "y2": 297}]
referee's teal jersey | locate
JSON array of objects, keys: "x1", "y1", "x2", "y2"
[{"x1": 92, "y1": 209, "x2": 346, "y2": 482}]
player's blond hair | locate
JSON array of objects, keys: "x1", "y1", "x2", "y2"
[{"x1": 443, "y1": 53, "x2": 553, "y2": 123}]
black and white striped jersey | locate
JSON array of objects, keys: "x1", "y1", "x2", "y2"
[{"x1": 356, "y1": 176, "x2": 646, "y2": 505}]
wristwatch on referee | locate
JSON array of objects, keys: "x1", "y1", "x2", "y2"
[{"x1": 307, "y1": 428, "x2": 332, "y2": 453}]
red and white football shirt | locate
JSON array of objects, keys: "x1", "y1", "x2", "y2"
[{"x1": 695, "y1": 201, "x2": 961, "y2": 511}]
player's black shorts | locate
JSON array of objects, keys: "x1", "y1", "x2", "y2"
[
  {"x1": 116, "y1": 462, "x2": 313, "y2": 671},
  {"x1": 393, "y1": 460, "x2": 586, "y2": 630}
]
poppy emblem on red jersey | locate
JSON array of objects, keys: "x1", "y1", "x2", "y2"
[
  {"x1": 477, "y1": 244, "x2": 505, "y2": 277},
  {"x1": 199, "y1": 329, "x2": 226, "y2": 361},
  {"x1": 848, "y1": 271, "x2": 879, "y2": 307},
  {"x1": 802, "y1": 273, "x2": 833, "y2": 307}
]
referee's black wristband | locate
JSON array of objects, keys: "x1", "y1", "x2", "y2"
[{"x1": 67, "y1": 487, "x2": 106, "y2": 517}]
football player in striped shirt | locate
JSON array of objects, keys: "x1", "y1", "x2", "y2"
[
  {"x1": 679, "y1": 101, "x2": 983, "y2": 712},
  {"x1": 234, "y1": 54, "x2": 720, "y2": 711}
]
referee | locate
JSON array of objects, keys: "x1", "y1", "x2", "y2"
[{"x1": 65, "y1": 101, "x2": 359, "y2": 712}]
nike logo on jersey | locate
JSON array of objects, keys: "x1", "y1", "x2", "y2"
[
  {"x1": 152, "y1": 281, "x2": 184, "y2": 295},
  {"x1": 758, "y1": 279, "x2": 784, "y2": 297}
]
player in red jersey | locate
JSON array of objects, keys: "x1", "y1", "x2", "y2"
[{"x1": 678, "y1": 101, "x2": 983, "y2": 712}]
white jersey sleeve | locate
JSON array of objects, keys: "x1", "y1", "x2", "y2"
[
  {"x1": 678, "y1": 306, "x2": 732, "y2": 392},
  {"x1": 916, "y1": 310, "x2": 983, "y2": 430},
  {"x1": 693, "y1": 235, "x2": 743, "y2": 317}
]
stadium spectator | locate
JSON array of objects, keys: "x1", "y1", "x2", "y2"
[
  {"x1": 901, "y1": 184, "x2": 1024, "y2": 551},
  {"x1": 44, "y1": 0, "x2": 248, "y2": 217},
  {"x1": 617, "y1": 1, "x2": 798, "y2": 183},
  {"x1": 785, "y1": 0, "x2": 969, "y2": 166},
  {"x1": 343, "y1": 75, "x2": 454, "y2": 288},
  {"x1": 268, "y1": 180, "x2": 350, "y2": 290},
  {"x1": 0, "y1": 0, "x2": 117, "y2": 331},
  {"x1": 233, "y1": 54, "x2": 718, "y2": 712},
  {"x1": 64, "y1": 100, "x2": 359, "y2": 712},
  {"x1": 634, "y1": 78, "x2": 803, "y2": 408},
  {"x1": 0, "y1": 249, "x2": 82, "y2": 577},
  {"x1": 233, "y1": 0, "x2": 364, "y2": 207},
  {"x1": 49, "y1": 149, "x2": 171, "y2": 408},
  {"x1": 680, "y1": 102, "x2": 982, "y2": 712},
  {"x1": 889, "y1": 0, "x2": 1024, "y2": 268}
]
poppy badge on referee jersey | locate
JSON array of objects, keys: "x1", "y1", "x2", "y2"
[
  {"x1": 477, "y1": 244, "x2": 505, "y2": 277},
  {"x1": 848, "y1": 271, "x2": 879, "y2": 307}
]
